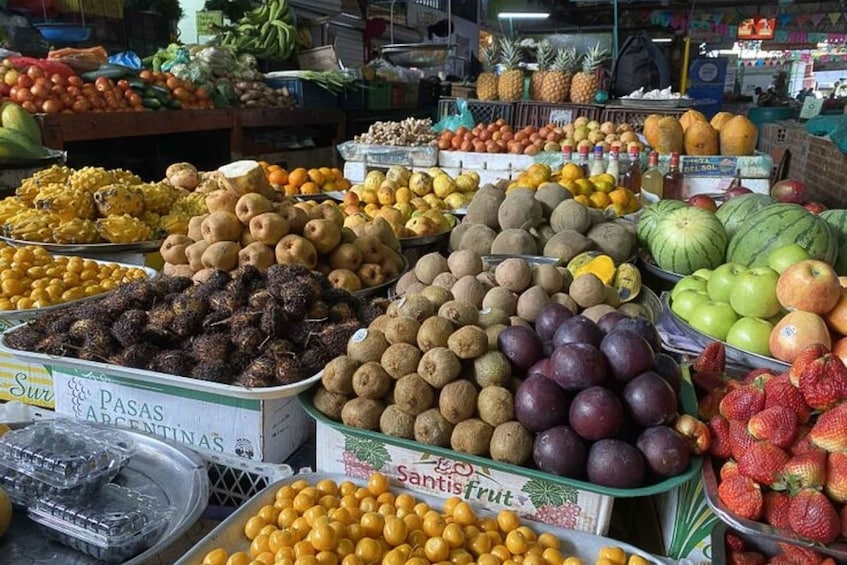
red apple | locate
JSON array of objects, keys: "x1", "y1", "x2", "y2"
[
  {"x1": 833, "y1": 336, "x2": 847, "y2": 365},
  {"x1": 724, "y1": 186, "x2": 753, "y2": 200},
  {"x1": 771, "y1": 179, "x2": 807, "y2": 204},
  {"x1": 776, "y1": 259, "x2": 842, "y2": 314},
  {"x1": 824, "y1": 288, "x2": 847, "y2": 335},
  {"x1": 803, "y1": 201, "x2": 827, "y2": 214},
  {"x1": 687, "y1": 194, "x2": 718, "y2": 213},
  {"x1": 769, "y1": 310, "x2": 832, "y2": 363}
]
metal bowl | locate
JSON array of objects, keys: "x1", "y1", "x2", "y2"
[{"x1": 381, "y1": 44, "x2": 449, "y2": 68}]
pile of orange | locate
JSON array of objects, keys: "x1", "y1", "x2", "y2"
[{"x1": 259, "y1": 163, "x2": 352, "y2": 196}]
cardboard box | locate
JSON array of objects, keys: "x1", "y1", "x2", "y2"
[
  {"x1": 315, "y1": 421, "x2": 614, "y2": 535},
  {"x1": 657, "y1": 153, "x2": 773, "y2": 199},
  {"x1": 52, "y1": 367, "x2": 312, "y2": 462},
  {"x1": 653, "y1": 477, "x2": 718, "y2": 565}
]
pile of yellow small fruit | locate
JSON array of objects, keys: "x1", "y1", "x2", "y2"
[
  {"x1": 0, "y1": 243, "x2": 148, "y2": 311},
  {"x1": 507, "y1": 164, "x2": 640, "y2": 217},
  {"x1": 200, "y1": 473, "x2": 650, "y2": 565}
]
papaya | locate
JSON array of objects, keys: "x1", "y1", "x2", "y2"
[
  {"x1": 654, "y1": 116, "x2": 684, "y2": 154},
  {"x1": 684, "y1": 121, "x2": 719, "y2": 156},
  {"x1": 0, "y1": 127, "x2": 50, "y2": 160},
  {"x1": 643, "y1": 114, "x2": 662, "y2": 149},
  {"x1": 1, "y1": 103, "x2": 42, "y2": 145},
  {"x1": 678, "y1": 109, "x2": 708, "y2": 133},
  {"x1": 710, "y1": 111, "x2": 734, "y2": 132},
  {"x1": 720, "y1": 115, "x2": 758, "y2": 156}
]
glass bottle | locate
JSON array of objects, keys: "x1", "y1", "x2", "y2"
[
  {"x1": 589, "y1": 146, "x2": 605, "y2": 177},
  {"x1": 663, "y1": 152, "x2": 685, "y2": 200},
  {"x1": 606, "y1": 147, "x2": 620, "y2": 184},
  {"x1": 622, "y1": 146, "x2": 642, "y2": 192},
  {"x1": 640, "y1": 151, "x2": 663, "y2": 204},
  {"x1": 562, "y1": 145, "x2": 573, "y2": 167},
  {"x1": 577, "y1": 145, "x2": 590, "y2": 177}
]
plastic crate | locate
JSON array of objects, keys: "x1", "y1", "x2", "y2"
[
  {"x1": 202, "y1": 451, "x2": 295, "y2": 509},
  {"x1": 264, "y1": 77, "x2": 338, "y2": 109},
  {"x1": 418, "y1": 78, "x2": 443, "y2": 108},
  {"x1": 367, "y1": 81, "x2": 391, "y2": 110},
  {"x1": 514, "y1": 101, "x2": 603, "y2": 127},
  {"x1": 437, "y1": 97, "x2": 515, "y2": 127},
  {"x1": 340, "y1": 81, "x2": 367, "y2": 110},
  {"x1": 600, "y1": 105, "x2": 687, "y2": 132}
]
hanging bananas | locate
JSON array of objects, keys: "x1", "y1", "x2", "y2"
[{"x1": 220, "y1": 0, "x2": 299, "y2": 60}]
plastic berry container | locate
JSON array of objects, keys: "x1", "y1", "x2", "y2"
[
  {"x1": 0, "y1": 419, "x2": 134, "y2": 493},
  {"x1": 27, "y1": 483, "x2": 172, "y2": 563}
]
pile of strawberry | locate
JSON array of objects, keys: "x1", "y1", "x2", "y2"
[
  {"x1": 695, "y1": 341, "x2": 847, "y2": 545},
  {"x1": 725, "y1": 529, "x2": 837, "y2": 564}
]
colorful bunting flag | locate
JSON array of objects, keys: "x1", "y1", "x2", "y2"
[{"x1": 828, "y1": 12, "x2": 841, "y2": 25}]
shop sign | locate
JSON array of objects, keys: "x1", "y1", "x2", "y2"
[
  {"x1": 196, "y1": 11, "x2": 224, "y2": 35},
  {"x1": 679, "y1": 156, "x2": 738, "y2": 177}
]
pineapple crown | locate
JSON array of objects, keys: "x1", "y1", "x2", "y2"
[
  {"x1": 535, "y1": 40, "x2": 554, "y2": 71},
  {"x1": 552, "y1": 47, "x2": 578, "y2": 73},
  {"x1": 498, "y1": 38, "x2": 523, "y2": 71},
  {"x1": 480, "y1": 42, "x2": 498, "y2": 73},
  {"x1": 581, "y1": 43, "x2": 610, "y2": 73}
]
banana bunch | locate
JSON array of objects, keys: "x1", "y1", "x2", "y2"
[{"x1": 220, "y1": 0, "x2": 298, "y2": 60}]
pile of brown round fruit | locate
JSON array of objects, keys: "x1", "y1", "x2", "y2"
[
  {"x1": 452, "y1": 184, "x2": 637, "y2": 262},
  {"x1": 160, "y1": 191, "x2": 405, "y2": 292},
  {"x1": 199, "y1": 473, "x2": 652, "y2": 565},
  {"x1": 4, "y1": 264, "x2": 387, "y2": 387},
  {"x1": 395, "y1": 251, "x2": 649, "y2": 324},
  {"x1": 0, "y1": 243, "x2": 148, "y2": 311}
]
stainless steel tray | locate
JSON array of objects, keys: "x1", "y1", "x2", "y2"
[
  {"x1": 638, "y1": 251, "x2": 683, "y2": 283},
  {"x1": 353, "y1": 255, "x2": 409, "y2": 299},
  {"x1": 702, "y1": 456, "x2": 847, "y2": 559},
  {"x1": 399, "y1": 229, "x2": 450, "y2": 249},
  {"x1": 176, "y1": 472, "x2": 671, "y2": 565},
  {"x1": 0, "y1": 236, "x2": 163, "y2": 254},
  {"x1": 0, "y1": 421, "x2": 209, "y2": 565},
  {"x1": 662, "y1": 293, "x2": 789, "y2": 372},
  {"x1": 482, "y1": 254, "x2": 561, "y2": 267},
  {"x1": 618, "y1": 98, "x2": 683, "y2": 108},
  {"x1": 0, "y1": 326, "x2": 325, "y2": 400}
]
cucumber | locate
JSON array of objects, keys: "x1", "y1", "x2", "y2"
[
  {"x1": 167, "y1": 99, "x2": 181, "y2": 109},
  {"x1": 127, "y1": 77, "x2": 146, "y2": 90},
  {"x1": 81, "y1": 67, "x2": 128, "y2": 82},
  {"x1": 142, "y1": 98, "x2": 162, "y2": 110},
  {"x1": 148, "y1": 85, "x2": 170, "y2": 96}
]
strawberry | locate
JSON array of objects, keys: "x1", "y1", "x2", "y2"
[
  {"x1": 691, "y1": 369, "x2": 726, "y2": 394},
  {"x1": 764, "y1": 373, "x2": 812, "y2": 424},
  {"x1": 709, "y1": 414, "x2": 733, "y2": 459},
  {"x1": 699, "y1": 387, "x2": 727, "y2": 420},
  {"x1": 748, "y1": 405, "x2": 798, "y2": 449},
  {"x1": 725, "y1": 532, "x2": 747, "y2": 552},
  {"x1": 763, "y1": 491, "x2": 792, "y2": 530},
  {"x1": 789, "y1": 343, "x2": 831, "y2": 386},
  {"x1": 693, "y1": 341, "x2": 726, "y2": 374},
  {"x1": 809, "y1": 402, "x2": 847, "y2": 452},
  {"x1": 778, "y1": 449, "x2": 827, "y2": 490},
  {"x1": 721, "y1": 459, "x2": 740, "y2": 480},
  {"x1": 825, "y1": 451, "x2": 847, "y2": 503},
  {"x1": 840, "y1": 505, "x2": 847, "y2": 539},
  {"x1": 728, "y1": 552, "x2": 766, "y2": 565},
  {"x1": 744, "y1": 367, "x2": 776, "y2": 385},
  {"x1": 791, "y1": 425, "x2": 817, "y2": 455},
  {"x1": 718, "y1": 474, "x2": 763, "y2": 520},
  {"x1": 788, "y1": 488, "x2": 841, "y2": 544},
  {"x1": 738, "y1": 441, "x2": 791, "y2": 486},
  {"x1": 798, "y1": 353, "x2": 847, "y2": 411},
  {"x1": 730, "y1": 418, "x2": 757, "y2": 461},
  {"x1": 720, "y1": 385, "x2": 766, "y2": 421},
  {"x1": 775, "y1": 543, "x2": 824, "y2": 565}
]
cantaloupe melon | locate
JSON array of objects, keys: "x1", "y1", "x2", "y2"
[
  {"x1": 684, "y1": 121, "x2": 719, "y2": 156},
  {"x1": 710, "y1": 111, "x2": 734, "y2": 132},
  {"x1": 720, "y1": 115, "x2": 758, "y2": 156},
  {"x1": 655, "y1": 116, "x2": 684, "y2": 154},
  {"x1": 679, "y1": 109, "x2": 708, "y2": 133},
  {"x1": 643, "y1": 114, "x2": 662, "y2": 149}
]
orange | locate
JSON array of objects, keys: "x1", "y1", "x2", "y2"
[
  {"x1": 319, "y1": 166, "x2": 334, "y2": 180},
  {"x1": 283, "y1": 184, "x2": 299, "y2": 196},
  {"x1": 589, "y1": 191, "x2": 610, "y2": 209},
  {"x1": 289, "y1": 168, "x2": 308, "y2": 187},
  {"x1": 269, "y1": 169, "x2": 288, "y2": 186},
  {"x1": 331, "y1": 168, "x2": 344, "y2": 180},
  {"x1": 609, "y1": 188, "x2": 629, "y2": 206},
  {"x1": 300, "y1": 182, "x2": 320, "y2": 195},
  {"x1": 307, "y1": 169, "x2": 326, "y2": 186}
]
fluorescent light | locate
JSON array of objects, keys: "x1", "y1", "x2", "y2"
[
  {"x1": 653, "y1": 38, "x2": 672, "y2": 43},
  {"x1": 497, "y1": 12, "x2": 550, "y2": 20}
]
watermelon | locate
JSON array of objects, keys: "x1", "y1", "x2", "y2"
[
  {"x1": 727, "y1": 204, "x2": 839, "y2": 268},
  {"x1": 651, "y1": 206, "x2": 728, "y2": 275},
  {"x1": 820, "y1": 209, "x2": 847, "y2": 274},
  {"x1": 637, "y1": 199, "x2": 687, "y2": 249},
  {"x1": 714, "y1": 193, "x2": 777, "y2": 240}
]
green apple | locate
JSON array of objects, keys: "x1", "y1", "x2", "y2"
[
  {"x1": 671, "y1": 289, "x2": 710, "y2": 321},
  {"x1": 707, "y1": 263, "x2": 748, "y2": 303},
  {"x1": 726, "y1": 317, "x2": 774, "y2": 356},
  {"x1": 689, "y1": 301, "x2": 739, "y2": 341},
  {"x1": 692, "y1": 268, "x2": 714, "y2": 280},
  {"x1": 671, "y1": 275, "x2": 709, "y2": 301},
  {"x1": 729, "y1": 267, "x2": 781, "y2": 318},
  {"x1": 767, "y1": 243, "x2": 811, "y2": 274}
]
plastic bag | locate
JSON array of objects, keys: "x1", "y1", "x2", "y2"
[
  {"x1": 432, "y1": 98, "x2": 476, "y2": 133},
  {"x1": 107, "y1": 51, "x2": 142, "y2": 69},
  {"x1": 806, "y1": 115, "x2": 847, "y2": 137},
  {"x1": 829, "y1": 118, "x2": 847, "y2": 155},
  {"x1": 161, "y1": 47, "x2": 190, "y2": 72},
  {"x1": 0, "y1": 8, "x2": 48, "y2": 58}
]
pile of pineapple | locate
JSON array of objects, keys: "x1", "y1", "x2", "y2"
[
  {"x1": 0, "y1": 165, "x2": 207, "y2": 244},
  {"x1": 477, "y1": 38, "x2": 609, "y2": 105}
]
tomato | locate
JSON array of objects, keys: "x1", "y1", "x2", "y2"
[
  {"x1": 94, "y1": 77, "x2": 112, "y2": 91},
  {"x1": 14, "y1": 88, "x2": 32, "y2": 103},
  {"x1": 116, "y1": 79, "x2": 129, "y2": 90},
  {"x1": 30, "y1": 83, "x2": 49, "y2": 99},
  {"x1": 16, "y1": 75, "x2": 32, "y2": 89},
  {"x1": 165, "y1": 76, "x2": 178, "y2": 90},
  {"x1": 20, "y1": 101, "x2": 36, "y2": 113},
  {"x1": 128, "y1": 92, "x2": 142, "y2": 107},
  {"x1": 172, "y1": 86, "x2": 190, "y2": 101},
  {"x1": 26, "y1": 66, "x2": 44, "y2": 80},
  {"x1": 60, "y1": 93, "x2": 73, "y2": 107},
  {"x1": 50, "y1": 73, "x2": 66, "y2": 86},
  {"x1": 71, "y1": 97, "x2": 90, "y2": 112},
  {"x1": 139, "y1": 70, "x2": 152, "y2": 83},
  {"x1": 195, "y1": 87, "x2": 208, "y2": 100},
  {"x1": 67, "y1": 76, "x2": 83, "y2": 87},
  {"x1": 66, "y1": 86, "x2": 80, "y2": 97},
  {"x1": 42, "y1": 99, "x2": 61, "y2": 114}
]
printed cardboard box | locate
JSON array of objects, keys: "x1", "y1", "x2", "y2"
[
  {"x1": 0, "y1": 315, "x2": 53, "y2": 408},
  {"x1": 653, "y1": 477, "x2": 717, "y2": 565}
]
